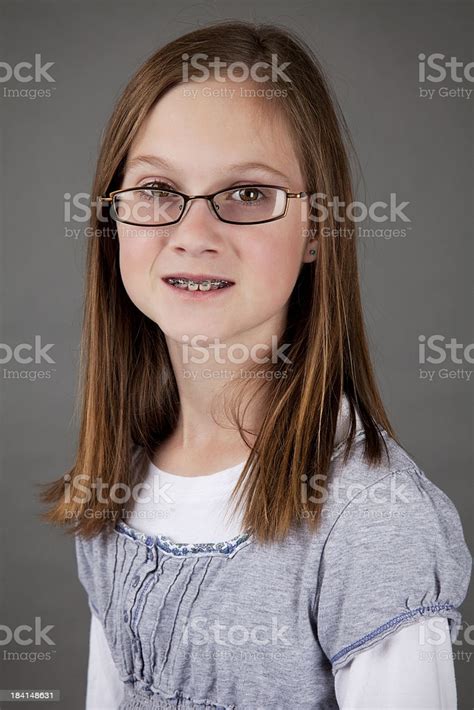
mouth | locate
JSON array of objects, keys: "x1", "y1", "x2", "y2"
[
  {"x1": 162, "y1": 274, "x2": 235, "y2": 292},
  {"x1": 161, "y1": 275, "x2": 235, "y2": 298}
]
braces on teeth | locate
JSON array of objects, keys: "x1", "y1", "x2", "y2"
[{"x1": 167, "y1": 278, "x2": 231, "y2": 291}]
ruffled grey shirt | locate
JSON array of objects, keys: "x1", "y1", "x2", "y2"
[{"x1": 75, "y1": 429, "x2": 472, "y2": 709}]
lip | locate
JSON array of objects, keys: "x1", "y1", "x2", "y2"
[
  {"x1": 162, "y1": 278, "x2": 235, "y2": 300},
  {"x1": 162, "y1": 273, "x2": 235, "y2": 283}
]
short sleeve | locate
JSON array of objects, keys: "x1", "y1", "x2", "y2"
[
  {"x1": 314, "y1": 465, "x2": 472, "y2": 674},
  {"x1": 75, "y1": 533, "x2": 101, "y2": 619}
]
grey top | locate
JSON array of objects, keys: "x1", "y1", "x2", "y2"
[{"x1": 75, "y1": 429, "x2": 472, "y2": 709}]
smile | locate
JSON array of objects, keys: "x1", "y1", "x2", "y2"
[{"x1": 165, "y1": 278, "x2": 232, "y2": 291}]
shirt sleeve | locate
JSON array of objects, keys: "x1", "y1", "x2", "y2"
[
  {"x1": 75, "y1": 533, "x2": 101, "y2": 619},
  {"x1": 86, "y1": 613, "x2": 124, "y2": 710},
  {"x1": 334, "y1": 616, "x2": 457, "y2": 709},
  {"x1": 315, "y1": 465, "x2": 472, "y2": 674}
]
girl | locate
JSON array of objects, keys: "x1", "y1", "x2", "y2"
[{"x1": 41, "y1": 20, "x2": 471, "y2": 709}]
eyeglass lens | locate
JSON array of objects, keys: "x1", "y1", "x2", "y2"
[{"x1": 112, "y1": 186, "x2": 287, "y2": 225}]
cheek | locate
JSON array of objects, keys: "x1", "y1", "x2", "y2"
[
  {"x1": 117, "y1": 227, "x2": 162, "y2": 305},
  {"x1": 248, "y1": 222, "x2": 304, "y2": 301}
]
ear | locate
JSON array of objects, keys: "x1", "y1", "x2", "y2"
[{"x1": 301, "y1": 237, "x2": 318, "y2": 264}]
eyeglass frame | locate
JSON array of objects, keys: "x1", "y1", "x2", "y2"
[{"x1": 98, "y1": 183, "x2": 308, "y2": 227}]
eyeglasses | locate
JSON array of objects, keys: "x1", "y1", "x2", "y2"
[{"x1": 98, "y1": 183, "x2": 307, "y2": 227}]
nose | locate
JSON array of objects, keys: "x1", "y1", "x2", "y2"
[{"x1": 169, "y1": 196, "x2": 223, "y2": 253}]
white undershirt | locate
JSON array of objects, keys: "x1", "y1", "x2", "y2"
[{"x1": 85, "y1": 459, "x2": 457, "y2": 710}]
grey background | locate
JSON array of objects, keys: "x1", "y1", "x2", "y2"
[{"x1": 1, "y1": 0, "x2": 472, "y2": 707}]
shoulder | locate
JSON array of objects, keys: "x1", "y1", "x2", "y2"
[
  {"x1": 74, "y1": 526, "x2": 118, "y2": 595},
  {"x1": 318, "y1": 429, "x2": 473, "y2": 606},
  {"x1": 323, "y1": 430, "x2": 467, "y2": 544},
  {"x1": 314, "y1": 431, "x2": 473, "y2": 671}
]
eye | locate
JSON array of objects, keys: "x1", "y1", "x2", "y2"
[
  {"x1": 231, "y1": 186, "x2": 265, "y2": 203},
  {"x1": 138, "y1": 180, "x2": 176, "y2": 199}
]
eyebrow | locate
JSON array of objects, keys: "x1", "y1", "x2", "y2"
[{"x1": 124, "y1": 154, "x2": 290, "y2": 183}]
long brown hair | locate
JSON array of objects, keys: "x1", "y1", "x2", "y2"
[{"x1": 40, "y1": 20, "x2": 398, "y2": 543}]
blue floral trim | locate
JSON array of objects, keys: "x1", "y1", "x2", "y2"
[
  {"x1": 331, "y1": 602, "x2": 456, "y2": 665},
  {"x1": 115, "y1": 519, "x2": 251, "y2": 558}
]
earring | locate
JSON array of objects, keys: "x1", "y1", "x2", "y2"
[{"x1": 309, "y1": 249, "x2": 316, "y2": 256}]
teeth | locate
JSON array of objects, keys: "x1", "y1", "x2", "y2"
[{"x1": 166, "y1": 278, "x2": 231, "y2": 291}]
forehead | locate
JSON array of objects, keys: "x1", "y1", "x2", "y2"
[{"x1": 125, "y1": 80, "x2": 303, "y2": 186}]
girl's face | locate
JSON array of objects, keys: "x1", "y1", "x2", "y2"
[{"x1": 117, "y1": 80, "x2": 312, "y2": 350}]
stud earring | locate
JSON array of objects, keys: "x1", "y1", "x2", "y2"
[{"x1": 309, "y1": 249, "x2": 316, "y2": 256}]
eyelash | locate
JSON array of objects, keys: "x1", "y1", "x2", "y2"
[
  {"x1": 140, "y1": 179, "x2": 175, "y2": 191},
  {"x1": 138, "y1": 180, "x2": 266, "y2": 194}
]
